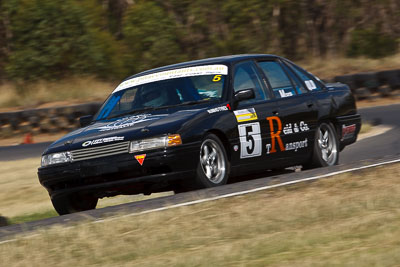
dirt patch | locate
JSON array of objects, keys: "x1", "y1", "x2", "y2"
[{"x1": 356, "y1": 94, "x2": 400, "y2": 108}]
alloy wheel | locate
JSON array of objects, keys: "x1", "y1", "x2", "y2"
[
  {"x1": 317, "y1": 124, "x2": 338, "y2": 166},
  {"x1": 200, "y1": 139, "x2": 226, "y2": 184}
]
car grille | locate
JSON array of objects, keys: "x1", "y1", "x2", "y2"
[{"x1": 71, "y1": 141, "x2": 130, "y2": 162}]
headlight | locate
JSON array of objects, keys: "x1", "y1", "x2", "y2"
[
  {"x1": 129, "y1": 134, "x2": 182, "y2": 153},
  {"x1": 41, "y1": 152, "x2": 72, "y2": 167}
]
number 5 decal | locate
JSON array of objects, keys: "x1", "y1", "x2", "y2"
[{"x1": 238, "y1": 122, "x2": 262, "y2": 158}]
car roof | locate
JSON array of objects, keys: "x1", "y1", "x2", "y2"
[{"x1": 125, "y1": 54, "x2": 282, "y2": 81}]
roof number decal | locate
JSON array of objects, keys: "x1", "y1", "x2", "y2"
[{"x1": 212, "y1": 75, "x2": 222, "y2": 82}]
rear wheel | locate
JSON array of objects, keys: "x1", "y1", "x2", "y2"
[
  {"x1": 51, "y1": 193, "x2": 98, "y2": 215},
  {"x1": 195, "y1": 134, "x2": 230, "y2": 188},
  {"x1": 305, "y1": 122, "x2": 339, "y2": 169}
]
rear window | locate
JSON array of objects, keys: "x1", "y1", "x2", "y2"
[
  {"x1": 258, "y1": 61, "x2": 296, "y2": 98},
  {"x1": 286, "y1": 62, "x2": 323, "y2": 91}
]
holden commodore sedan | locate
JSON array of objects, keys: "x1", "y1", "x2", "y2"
[{"x1": 38, "y1": 54, "x2": 361, "y2": 215}]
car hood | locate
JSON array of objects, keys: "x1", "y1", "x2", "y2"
[{"x1": 44, "y1": 106, "x2": 210, "y2": 154}]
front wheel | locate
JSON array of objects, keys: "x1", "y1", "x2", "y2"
[
  {"x1": 51, "y1": 193, "x2": 98, "y2": 215},
  {"x1": 195, "y1": 134, "x2": 230, "y2": 188},
  {"x1": 305, "y1": 122, "x2": 339, "y2": 169}
]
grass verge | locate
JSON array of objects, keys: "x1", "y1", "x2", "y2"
[
  {"x1": 0, "y1": 157, "x2": 172, "y2": 222},
  {"x1": 0, "y1": 76, "x2": 116, "y2": 111},
  {"x1": 359, "y1": 122, "x2": 372, "y2": 134},
  {"x1": 8, "y1": 210, "x2": 58, "y2": 225},
  {"x1": 299, "y1": 53, "x2": 400, "y2": 79},
  {"x1": 1, "y1": 55, "x2": 400, "y2": 111},
  {"x1": 0, "y1": 158, "x2": 53, "y2": 218},
  {"x1": 1, "y1": 163, "x2": 400, "y2": 266}
]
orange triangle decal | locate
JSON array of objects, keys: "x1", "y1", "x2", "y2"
[{"x1": 134, "y1": 154, "x2": 146, "y2": 166}]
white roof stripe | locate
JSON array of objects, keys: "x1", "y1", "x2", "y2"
[{"x1": 113, "y1": 64, "x2": 228, "y2": 93}]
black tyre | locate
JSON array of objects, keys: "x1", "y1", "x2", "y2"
[
  {"x1": 51, "y1": 193, "x2": 98, "y2": 215},
  {"x1": 305, "y1": 122, "x2": 339, "y2": 169},
  {"x1": 195, "y1": 134, "x2": 230, "y2": 188}
]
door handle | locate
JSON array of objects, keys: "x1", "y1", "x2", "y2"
[
  {"x1": 307, "y1": 102, "x2": 314, "y2": 108},
  {"x1": 272, "y1": 110, "x2": 279, "y2": 115}
]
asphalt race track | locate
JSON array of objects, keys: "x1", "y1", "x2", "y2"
[
  {"x1": 0, "y1": 103, "x2": 399, "y2": 241},
  {"x1": 0, "y1": 141, "x2": 52, "y2": 161},
  {"x1": 341, "y1": 103, "x2": 400, "y2": 163}
]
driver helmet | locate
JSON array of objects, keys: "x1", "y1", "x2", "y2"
[{"x1": 141, "y1": 85, "x2": 168, "y2": 107}]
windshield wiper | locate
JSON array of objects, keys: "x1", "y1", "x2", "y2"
[
  {"x1": 179, "y1": 99, "x2": 218, "y2": 106},
  {"x1": 102, "y1": 99, "x2": 217, "y2": 120},
  {"x1": 149, "y1": 99, "x2": 217, "y2": 110},
  {"x1": 180, "y1": 99, "x2": 209, "y2": 105},
  {"x1": 105, "y1": 106, "x2": 155, "y2": 120}
]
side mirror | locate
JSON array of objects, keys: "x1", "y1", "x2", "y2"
[
  {"x1": 79, "y1": 115, "x2": 93, "y2": 127},
  {"x1": 234, "y1": 88, "x2": 255, "y2": 102}
]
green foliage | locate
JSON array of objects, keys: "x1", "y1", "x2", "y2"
[
  {"x1": 123, "y1": 1, "x2": 185, "y2": 74},
  {"x1": 9, "y1": 210, "x2": 58, "y2": 225},
  {"x1": 219, "y1": 0, "x2": 273, "y2": 55},
  {"x1": 4, "y1": 0, "x2": 125, "y2": 80},
  {"x1": 347, "y1": 28, "x2": 398, "y2": 58},
  {"x1": 0, "y1": 0, "x2": 399, "y2": 82}
]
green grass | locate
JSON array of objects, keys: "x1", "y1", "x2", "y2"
[
  {"x1": 359, "y1": 122, "x2": 373, "y2": 134},
  {"x1": 1, "y1": 163, "x2": 399, "y2": 266},
  {"x1": 8, "y1": 210, "x2": 58, "y2": 225},
  {"x1": 0, "y1": 157, "x2": 173, "y2": 222}
]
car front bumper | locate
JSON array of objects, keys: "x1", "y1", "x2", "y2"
[{"x1": 38, "y1": 144, "x2": 199, "y2": 199}]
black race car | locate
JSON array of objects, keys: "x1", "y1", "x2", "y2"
[{"x1": 38, "y1": 54, "x2": 361, "y2": 215}]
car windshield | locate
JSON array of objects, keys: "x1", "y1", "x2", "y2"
[{"x1": 96, "y1": 65, "x2": 228, "y2": 120}]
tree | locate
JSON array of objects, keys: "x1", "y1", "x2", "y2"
[
  {"x1": 102, "y1": 0, "x2": 133, "y2": 39},
  {"x1": 4, "y1": 0, "x2": 125, "y2": 80},
  {"x1": 123, "y1": 1, "x2": 185, "y2": 73}
]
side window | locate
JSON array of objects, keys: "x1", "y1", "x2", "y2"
[
  {"x1": 105, "y1": 89, "x2": 136, "y2": 118},
  {"x1": 234, "y1": 61, "x2": 268, "y2": 104},
  {"x1": 281, "y1": 64, "x2": 308, "y2": 94},
  {"x1": 120, "y1": 89, "x2": 137, "y2": 108},
  {"x1": 258, "y1": 61, "x2": 296, "y2": 99},
  {"x1": 287, "y1": 62, "x2": 323, "y2": 91}
]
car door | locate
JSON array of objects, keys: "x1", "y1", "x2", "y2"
[
  {"x1": 256, "y1": 60, "x2": 318, "y2": 162},
  {"x1": 230, "y1": 60, "x2": 280, "y2": 171}
]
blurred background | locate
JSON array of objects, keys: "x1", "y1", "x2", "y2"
[
  {"x1": 0, "y1": 2, "x2": 400, "y2": 263},
  {"x1": 0, "y1": 0, "x2": 399, "y2": 110}
]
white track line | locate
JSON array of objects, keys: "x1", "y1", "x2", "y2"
[
  {"x1": 1, "y1": 157, "x2": 399, "y2": 245},
  {"x1": 94, "y1": 158, "x2": 400, "y2": 223}
]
